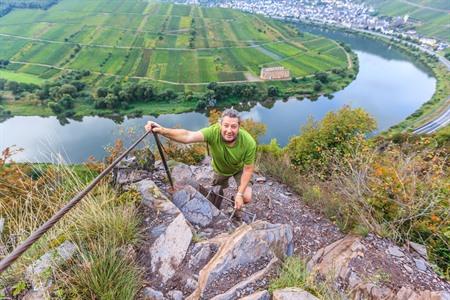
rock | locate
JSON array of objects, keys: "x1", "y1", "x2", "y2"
[
  {"x1": 414, "y1": 258, "x2": 428, "y2": 271},
  {"x1": 168, "y1": 290, "x2": 183, "y2": 300},
  {"x1": 150, "y1": 224, "x2": 167, "y2": 239},
  {"x1": 185, "y1": 277, "x2": 198, "y2": 290},
  {"x1": 142, "y1": 287, "x2": 165, "y2": 300},
  {"x1": 188, "y1": 243, "x2": 212, "y2": 269},
  {"x1": 348, "y1": 271, "x2": 362, "y2": 289},
  {"x1": 26, "y1": 241, "x2": 77, "y2": 290},
  {"x1": 150, "y1": 213, "x2": 192, "y2": 283},
  {"x1": 115, "y1": 168, "x2": 151, "y2": 186},
  {"x1": 172, "y1": 185, "x2": 221, "y2": 227},
  {"x1": 272, "y1": 287, "x2": 319, "y2": 300},
  {"x1": 307, "y1": 235, "x2": 365, "y2": 280},
  {"x1": 210, "y1": 257, "x2": 279, "y2": 300},
  {"x1": 193, "y1": 164, "x2": 215, "y2": 185},
  {"x1": 187, "y1": 221, "x2": 293, "y2": 299},
  {"x1": 407, "y1": 240, "x2": 428, "y2": 259},
  {"x1": 395, "y1": 286, "x2": 450, "y2": 300},
  {"x1": 351, "y1": 283, "x2": 392, "y2": 299},
  {"x1": 0, "y1": 218, "x2": 4, "y2": 237},
  {"x1": 403, "y1": 264, "x2": 413, "y2": 273},
  {"x1": 387, "y1": 246, "x2": 405, "y2": 258},
  {"x1": 239, "y1": 290, "x2": 270, "y2": 300},
  {"x1": 255, "y1": 177, "x2": 266, "y2": 183},
  {"x1": 172, "y1": 163, "x2": 197, "y2": 188},
  {"x1": 23, "y1": 290, "x2": 48, "y2": 300},
  {"x1": 134, "y1": 180, "x2": 178, "y2": 215}
]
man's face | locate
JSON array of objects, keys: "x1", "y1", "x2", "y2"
[{"x1": 220, "y1": 116, "x2": 239, "y2": 143}]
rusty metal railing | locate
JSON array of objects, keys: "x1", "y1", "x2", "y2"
[{"x1": 0, "y1": 130, "x2": 173, "y2": 274}]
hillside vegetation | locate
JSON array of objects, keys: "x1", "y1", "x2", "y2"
[
  {"x1": 0, "y1": 0, "x2": 357, "y2": 118},
  {"x1": 0, "y1": 0, "x2": 349, "y2": 88},
  {"x1": 362, "y1": 0, "x2": 450, "y2": 43}
]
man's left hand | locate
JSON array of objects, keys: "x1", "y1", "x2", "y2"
[{"x1": 235, "y1": 193, "x2": 244, "y2": 210}]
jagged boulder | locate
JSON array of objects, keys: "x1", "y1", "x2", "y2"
[
  {"x1": 134, "y1": 179, "x2": 193, "y2": 284},
  {"x1": 115, "y1": 168, "x2": 152, "y2": 186},
  {"x1": 306, "y1": 235, "x2": 364, "y2": 280},
  {"x1": 150, "y1": 213, "x2": 193, "y2": 283},
  {"x1": 189, "y1": 243, "x2": 213, "y2": 270},
  {"x1": 172, "y1": 163, "x2": 198, "y2": 189},
  {"x1": 172, "y1": 185, "x2": 221, "y2": 227},
  {"x1": 187, "y1": 221, "x2": 293, "y2": 299},
  {"x1": 134, "y1": 179, "x2": 178, "y2": 215},
  {"x1": 272, "y1": 288, "x2": 319, "y2": 300}
]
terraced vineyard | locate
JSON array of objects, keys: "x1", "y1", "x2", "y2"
[{"x1": 0, "y1": 0, "x2": 350, "y2": 90}]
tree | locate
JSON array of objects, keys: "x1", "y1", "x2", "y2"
[
  {"x1": 59, "y1": 94, "x2": 74, "y2": 109},
  {"x1": 267, "y1": 86, "x2": 279, "y2": 97},
  {"x1": 96, "y1": 87, "x2": 108, "y2": 98},
  {"x1": 0, "y1": 79, "x2": 6, "y2": 90},
  {"x1": 315, "y1": 72, "x2": 329, "y2": 84},
  {"x1": 5, "y1": 81, "x2": 19, "y2": 94},
  {"x1": 94, "y1": 98, "x2": 108, "y2": 109},
  {"x1": 313, "y1": 82, "x2": 322, "y2": 92},
  {"x1": 207, "y1": 82, "x2": 218, "y2": 90},
  {"x1": 105, "y1": 93, "x2": 119, "y2": 109},
  {"x1": 48, "y1": 101, "x2": 63, "y2": 114},
  {"x1": 59, "y1": 84, "x2": 77, "y2": 97},
  {"x1": 160, "y1": 89, "x2": 177, "y2": 101}
]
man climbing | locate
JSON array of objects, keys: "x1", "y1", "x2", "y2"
[{"x1": 145, "y1": 108, "x2": 256, "y2": 219}]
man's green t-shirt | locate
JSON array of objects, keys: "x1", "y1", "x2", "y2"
[{"x1": 200, "y1": 124, "x2": 257, "y2": 176}]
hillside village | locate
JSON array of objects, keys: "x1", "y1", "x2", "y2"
[{"x1": 172, "y1": 0, "x2": 448, "y2": 52}]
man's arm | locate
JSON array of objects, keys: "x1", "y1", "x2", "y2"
[
  {"x1": 238, "y1": 164, "x2": 254, "y2": 195},
  {"x1": 145, "y1": 121, "x2": 205, "y2": 144},
  {"x1": 235, "y1": 164, "x2": 254, "y2": 209}
]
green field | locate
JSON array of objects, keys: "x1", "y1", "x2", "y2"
[
  {"x1": 0, "y1": 0, "x2": 350, "y2": 88},
  {"x1": 363, "y1": 0, "x2": 450, "y2": 42},
  {"x1": 0, "y1": 69, "x2": 44, "y2": 84}
]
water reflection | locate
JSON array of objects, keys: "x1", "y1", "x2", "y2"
[{"x1": 0, "y1": 25, "x2": 436, "y2": 162}]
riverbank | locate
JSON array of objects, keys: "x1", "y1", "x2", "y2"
[
  {"x1": 293, "y1": 20, "x2": 450, "y2": 134},
  {"x1": 343, "y1": 29, "x2": 449, "y2": 134},
  {"x1": 0, "y1": 54, "x2": 357, "y2": 120}
]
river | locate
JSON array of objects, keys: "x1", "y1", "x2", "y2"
[{"x1": 0, "y1": 24, "x2": 436, "y2": 163}]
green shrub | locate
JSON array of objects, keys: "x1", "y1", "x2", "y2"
[{"x1": 286, "y1": 106, "x2": 376, "y2": 174}]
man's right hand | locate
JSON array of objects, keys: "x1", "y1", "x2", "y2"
[{"x1": 145, "y1": 121, "x2": 163, "y2": 134}]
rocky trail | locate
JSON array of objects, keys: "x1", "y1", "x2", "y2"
[{"x1": 114, "y1": 155, "x2": 450, "y2": 300}]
